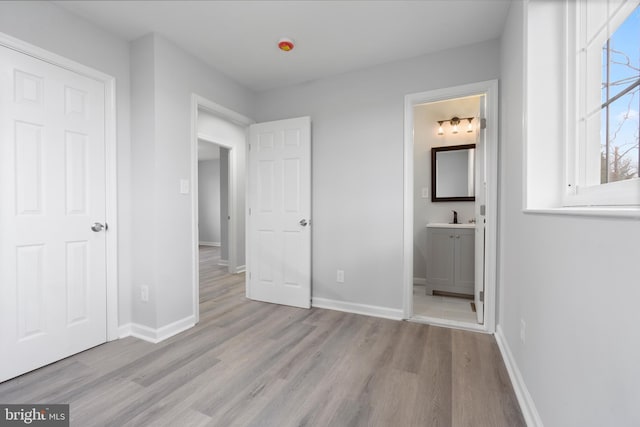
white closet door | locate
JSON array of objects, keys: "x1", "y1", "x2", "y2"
[{"x1": 0, "y1": 45, "x2": 107, "y2": 382}]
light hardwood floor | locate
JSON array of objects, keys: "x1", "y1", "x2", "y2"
[{"x1": 0, "y1": 246, "x2": 525, "y2": 426}]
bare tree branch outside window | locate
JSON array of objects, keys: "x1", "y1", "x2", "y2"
[{"x1": 600, "y1": 6, "x2": 640, "y2": 184}]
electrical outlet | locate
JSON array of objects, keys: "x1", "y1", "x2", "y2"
[
  {"x1": 520, "y1": 319, "x2": 526, "y2": 343},
  {"x1": 421, "y1": 187, "x2": 429, "y2": 199},
  {"x1": 141, "y1": 285, "x2": 149, "y2": 302},
  {"x1": 336, "y1": 270, "x2": 345, "y2": 283}
]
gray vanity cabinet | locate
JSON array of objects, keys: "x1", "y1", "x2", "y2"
[{"x1": 425, "y1": 225, "x2": 475, "y2": 296}]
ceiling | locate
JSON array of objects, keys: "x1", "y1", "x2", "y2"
[{"x1": 55, "y1": 1, "x2": 511, "y2": 92}]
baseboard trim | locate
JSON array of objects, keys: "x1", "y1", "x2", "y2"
[
  {"x1": 118, "y1": 323, "x2": 132, "y2": 338},
  {"x1": 218, "y1": 259, "x2": 229, "y2": 266},
  {"x1": 235, "y1": 264, "x2": 246, "y2": 273},
  {"x1": 413, "y1": 277, "x2": 427, "y2": 286},
  {"x1": 495, "y1": 325, "x2": 543, "y2": 427},
  {"x1": 118, "y1": 315, "x2": 196, "y2": 344},
  {"x1": 199, "y1": 241, "x2": 221, "y2": 247},
  {"x1": 312, "y1": 297, "x2": 403, "y2": 321}
]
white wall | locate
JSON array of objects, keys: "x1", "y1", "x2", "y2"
[
  {"x1": 198, "y1": 159, "x2": 221, "y2": 244},
  {"x1": 499, "y1": 2, "x2": 640, "y2": 426},
  {"x1": 413, "y1": 99, "x2": 478, "y2": 280},
  {"x1": 130, "y1": 33, "x2": 254, "y2": 329},
  {"x1": 0, "y1": 0, "x2": 133, "y2": 326},
  {"x1": 255, "y1": 39, "x2": 500, "y2": 310},
  {"x1": 130, "y1": 34, "x2": 157, "y2": 326}
]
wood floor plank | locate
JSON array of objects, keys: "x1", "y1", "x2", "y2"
[
  {"x1": 0, "y1": 359, "x2": 90, "y2": 402},
  {"x1": 452, "y1": 330, "x2": 526, "y2": 427},
  {"x1": 154, "y1": 408, "x2": 212, "y2": 427},
  {"x1": 0, "y1": 246, "x2": 525, "y2": 426},
  {"x1": 368, "y1": 368, "x2": 420, "y2": 427},
  {"x1": 413, "y1": 323, "x2": 453, "y2": 427}
]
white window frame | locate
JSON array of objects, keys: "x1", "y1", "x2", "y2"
[{"x1": 565, "y1": 0, "x2": 640, "y2": 208}]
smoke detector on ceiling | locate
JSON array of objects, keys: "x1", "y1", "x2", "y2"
[{"x1": 278, "y1": 38, "x2": 295, "y2": 52}]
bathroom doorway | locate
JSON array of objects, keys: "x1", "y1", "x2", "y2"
[
  {"x1": 413, "y1": 96, "x2": 480, "y2": 324},
  {"x1": 403, "y1": 80, "x2": 498, "y2": 332}
]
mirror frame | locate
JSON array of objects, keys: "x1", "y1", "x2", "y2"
[{"x1": 431, "y1": 143, "x2": 476, "y2": 202}]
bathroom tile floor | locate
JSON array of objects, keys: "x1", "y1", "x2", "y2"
[{"x1": 413, "y1": 284, "x2": 478, "y2": 323}]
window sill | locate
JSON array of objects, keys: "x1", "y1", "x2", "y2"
[{"x1": 523, "y1": 207, "x2": 640, "y2": 220}]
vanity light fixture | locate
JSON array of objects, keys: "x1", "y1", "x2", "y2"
[{"x1": 436, "y1": 116, "x2": 474, "y2": 135}]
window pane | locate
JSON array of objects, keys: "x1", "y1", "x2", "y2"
[
  {"x1": 601, "y1": 89, "x2": 639, "y2": 184},
  {"x1": 600, "y1": 5, "x2": 639, "y2": 185},
  {"x1": 602, "y1": 6, "x2": 639, "y2": 101}
]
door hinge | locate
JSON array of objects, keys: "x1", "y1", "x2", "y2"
[
  {"x1": 249, "y1": 208, "x2": 251, "y2": 215},
  {"x1": 249, "y1": 144, "x2": 252, "y2": 151},
  {"x1": 480, "y1": 118, "x2": 487, "y2": 129},
  {"x1": 479, "y1": 291, "x2": 484, "y2": 302}
]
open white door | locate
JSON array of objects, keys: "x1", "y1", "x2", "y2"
[
  {"x1": 248, "y1": 117, "x2": 311, "y2": 309},
  {"x1": 0, "y1": 45, "x2": 108, "y2": 381},
  {"x1": 474, "y1": 96, "x2": 487, "y2": 324}
]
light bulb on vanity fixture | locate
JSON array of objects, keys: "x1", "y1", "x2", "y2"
[
  {"x1": 451, "y1": 117, "x2": 459, "y2": 134},
  {"x1": 436, "y1": 116, "x2": 474, "y2": 136}
]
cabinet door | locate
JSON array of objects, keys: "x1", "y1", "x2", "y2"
[
  {"x1": 454, "y1": 229, "x2": 475, "y2": 293},
  {"x1": 426, "y1": 228, "x2": 455, "y2": 289}
]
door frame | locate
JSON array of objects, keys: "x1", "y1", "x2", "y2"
[
  {"x1": 190, "y1": 94, "x2": 252, "y2": 323},
  {"x1": 0, "y1": 32, "x2": 119, "y2": 340},
  {"x1": 403, "y1": 79, "x2": 499, "y2": 333}
]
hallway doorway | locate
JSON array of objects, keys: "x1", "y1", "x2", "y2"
[
  {"x1": 191, "y1": 95, "x2": 252, "y2": 323},
  {"x1": 198, "y1": 140, "x2": 231, "y2": 269}
]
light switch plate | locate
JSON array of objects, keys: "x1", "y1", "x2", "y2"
[
  {"x1": 421, "y1": 187, "x2": 429, "y2": 199},
  {"x1": 180, "y1": 179, "x2": 190, "y2": 194}
]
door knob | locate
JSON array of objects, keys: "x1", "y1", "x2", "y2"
[
  {"x1": 91, "y1": 222, "x2": 106, "y2": 232},
  {"x1": 299, "y1": 219, "x2": 308, "y2": 227}
]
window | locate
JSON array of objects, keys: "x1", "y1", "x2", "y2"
[
  {"x1": 567, "y1": 0, "x2": 640, "y2": 207},
  {"x1": 600, "y1": 6, "x2": 639, "y2": 185}
]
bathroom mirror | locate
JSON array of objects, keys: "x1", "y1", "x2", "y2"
[{"x1": 431, "y1": 144, "x2": 475, "y2": 202}]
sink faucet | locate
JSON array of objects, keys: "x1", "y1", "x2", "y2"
[{"x1": 452, "y1": 210, "x2": 458, "y2": 224}]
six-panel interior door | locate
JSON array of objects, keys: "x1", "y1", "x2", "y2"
[
  {"x1": 0, "y1": 45, "x2": 107, "y2": 382},
  {"x1": 474, "y1": 96, "x2": 487, "y2": 324},
  {"x1": 248, "y1": 117, "x2": 311, "y2": 309}
]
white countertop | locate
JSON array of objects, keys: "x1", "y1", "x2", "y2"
[{"x1": 427, "y1": 223, "x2": 476, "y2": 229}]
